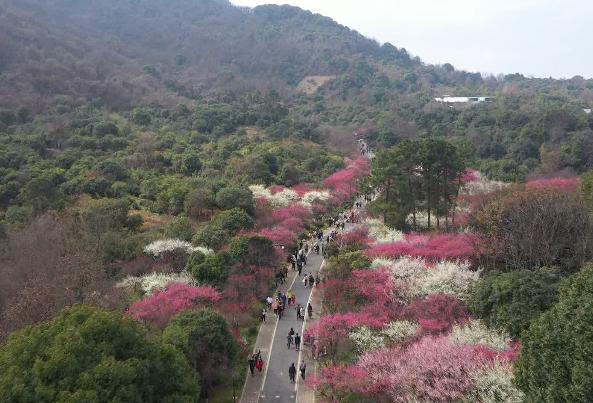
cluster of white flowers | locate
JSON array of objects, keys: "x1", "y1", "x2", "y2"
[
  {"x1": 372, "y1": 257, "x2": 426, "y2": 280},
  {"x1": 248, "y1": 184, "x2": 270, "y2": 200},
  {"x1": 450, "y1": 319, "x2": 510, "y2": 351},
  {"x1": 249, "y1": 184, "x2": 329, "y2": 208},
  {"x1": 409, "y1": 260, "x2": 480, "y2": 300},
  {"x1": 381, "y1": 320, "x2": 419, "y2": 343},
  {"x1": 461, "y1": 172, "x2": 507, "y2": 196},
  {"x1": 144, "y1": 239, "x2": 213, "y2": 258},
  {"x1": 301, "y1": 190, "x2": 331, "y2": 204},
  {"x1": 375, "y1": 257, "x2": 479, "y2": 300},
  {"x1": 364, "y1": 218, "x2": 404, "y2": 244},
  {"x1": 467, "y1": 363, "x2": 525, "y2": 403},
  {"x1": 116, "y1": 271, "x2": 196, "y2": 295},
  {"x1": 349, "y1": 326, "x2": 385, "y2": 353}
]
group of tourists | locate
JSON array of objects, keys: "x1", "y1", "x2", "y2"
[{"x1": 248, "y1": 350, "x2": 264, "y2": 376}]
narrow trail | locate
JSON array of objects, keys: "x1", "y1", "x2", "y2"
[
  {"x1": 240, "y1": 238, "x2": 326, "y2": 403},
  {"x1": 241, "y1": 134, "x2": 374, "y2": 403}
]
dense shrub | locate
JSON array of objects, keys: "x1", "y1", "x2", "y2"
[
  {"x1": 163, "y1": 309, "x2": 236, "y2": 397},
  {"x1": 475, "y1": 189, "x2": 593, "y2": 272},
  {"x1": 0, "y1": 305, "x2": 199, "y2": 402},
  {"x1": 515, "y1": 265, "x2": 593, "y2": 401},
  {"x1": 468, "y1": 268, "x2": 561, "y2": 337}
]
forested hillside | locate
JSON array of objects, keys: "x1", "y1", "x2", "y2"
[{"x1": 2, "y1": 1, "x2": 593, "y2": 401}]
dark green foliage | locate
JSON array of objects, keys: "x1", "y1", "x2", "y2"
[
  {"x1": 0, "y1": 305, "x2": 200, "y2": 402},
  {"x1": 326, "y1": 251, "x2": 371, "y2": 279},
  {"x1": 211, "y1": 208, "x2": 255, "y2": 234},
  {"x1": 515, "y1": 265, "x2": 593, "y2": 402},
  {"x1": 193, "y1": 225, "x2": 229, "y2": 251},
  {"x1": 163, "y1": 309, "x2": 237, "y2": 396},
  {"x1": 215, "y1": 187, "x2": 255, "y2": 215},
  {"x1": 468, "y1": 268, "x2": 561, "y2": 338},
  {"x1": 370, "y1": 138, "x2": 470, "y2": 230},
  {"x1": 187, "y1": 252, "x2": 233, "y2": 288}
]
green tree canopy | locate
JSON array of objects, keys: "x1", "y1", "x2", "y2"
[
  {"x1": 0, "y1": 305, "x2": 199, "y2": 403},
  {"x1": 215, "y1": 187, "x2": 255, "y2": 215},
  {"x1": 162, "y1": 309, "x2": 236, "y2": 397},
  {"x1": 515, "y1": 265, "x2": 593, "y2": 402},
  {"x1": 468, "y1": 268, "x2": 561, "y2": 338}
]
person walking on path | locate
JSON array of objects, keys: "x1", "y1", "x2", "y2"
[
  {"x1": 309, "y1": 273, "x2": 315, "y2": 287},
  {"x1": 295, "y1": 333, "x2": 301, "y2": 351},
  {"x1": 248, "y1": 356, "x2": 255, "y2": 376},
  {"x1": 261, "y1": 309, "x2": 267, "y2": 322},
  {"x1": 287, "y1": 332, "x2": 293, "y2": 349},
  {"x1": 296, "y1": 304, "x2": 302, "y2": 320},
  {"x1": 289, "y1": 363, "x2": 297, "y2": 383},
  {"x1": 300, "y1": 360, "x2": 307, "y2": 380},
  {"x1": 307, "y1": 303, "x2": 313, "y2": 319},
  {"x1": 300, "y1": 306, "x2": 305, "y2": 321}
]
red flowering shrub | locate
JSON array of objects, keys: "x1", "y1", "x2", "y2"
[
  {"x1": 366, "y1": 233, "x2": 476, "y2": 261},
  {"x1": 292, "y1": 183, "x2": 313, "y2": 196},
  {"x1": 324, "y1": 157, "x2": 370, "y2": 203},
  {"x1": 526, "y1": 177, "x2": 580, "y2": 192},
  {"x1": 311, "y1": 365, "x2": 370, "y2": 400},
  {"x1": 305, "y1": 311, "x2": 389, "y2": 351},
  {"x1": 402, "y1": 293, "x2": 468, "y2": 335},
  {"x1": 127, "y1": 283, "x2": 222, "y2": 328},
  {"x1": 271, "y1": 204, "x2": 311, "y2": 223},
  {"x1": 322, "y1": 268, "x2": 393, "y2": 312},
  {"x1": 458, "y1": 169, "x2": 479, "y2": 184},
  {"x1": 255, "y1": 227, "x2": 298, "y2": 246},
  {"x1": 336, "y1": 227, "x2": 370, "y2": 249}
]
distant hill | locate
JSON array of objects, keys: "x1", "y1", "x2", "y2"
[
  {"x1": 1, "y1": 0, "x2": 593, "y2": 181},
  {"x1": 0, "y1": 0, "x2": 510, "y2": 112}
]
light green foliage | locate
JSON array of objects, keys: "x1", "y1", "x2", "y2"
[
  {"x1": 166, "y1": 215, "x2": 194, "y2": 241},
  {"x1": 0, "y1": 305, "x2": 200, "y2": 402}
]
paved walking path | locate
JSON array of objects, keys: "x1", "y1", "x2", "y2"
[{"x1": 241, "y1": 242, "x2": 325, "y2": 403}]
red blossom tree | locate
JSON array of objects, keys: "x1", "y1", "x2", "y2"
[
  {"x1": 366, "y1": 233, "x2": 476, "y2": 261},
  {"x1": 526, "y1": 177, "x2": 580, "y2": 192},
  {"x1": 401, "y1": 293, "x2": 469, "y2": 335},
  {"x1": 127, "y1": 283, "x2": 222, "y2": 328}
]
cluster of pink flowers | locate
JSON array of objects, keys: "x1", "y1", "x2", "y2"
[
  {"x1": 323, "y1": 158, "x2": 370, "y2": 203},
  {"x1": 335, "y1": 227, "x2": 371, "y2": 248},
  {"x1": 321, "y1": 268, "x2": 395, "y2": 314},
  {"x1": 526, "y1": 177, "x2": 581, "y2": 192},
  {"x1": 366, "y1": 233, "x2": 476, "y2": 261},
  {"x1": 458, "y1": 169, "x2": 479, "y2": 185},
  {"x1": 127, "y1": 283, "x2": 222, "y2": 328},
  {"x1": 402, "y1": 293, "x2": 469, "y2": 335},
  {"x1": 305, "y1": 311, "x2": 389, "y2": 348}
]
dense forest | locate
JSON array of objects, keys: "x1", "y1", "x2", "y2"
[{"x1": 1, "y1": 0, "x2": 593, "y2": 401}]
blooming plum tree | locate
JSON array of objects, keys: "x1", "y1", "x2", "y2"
[{"x1": 127, "y1": 283, "x2": 222, "y2": 328}]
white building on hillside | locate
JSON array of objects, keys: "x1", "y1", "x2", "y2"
[{"x1": 435, "y1": 95, "x2": 495, "y2": 104}]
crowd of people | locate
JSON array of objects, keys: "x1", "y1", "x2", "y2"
[{"x1": 250, "y1": 196, "x2": 372, "y2": 388}]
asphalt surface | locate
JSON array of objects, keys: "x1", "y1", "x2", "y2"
[{"x1": 258, "y1": 244, "x2": 324, "y2": 402}]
